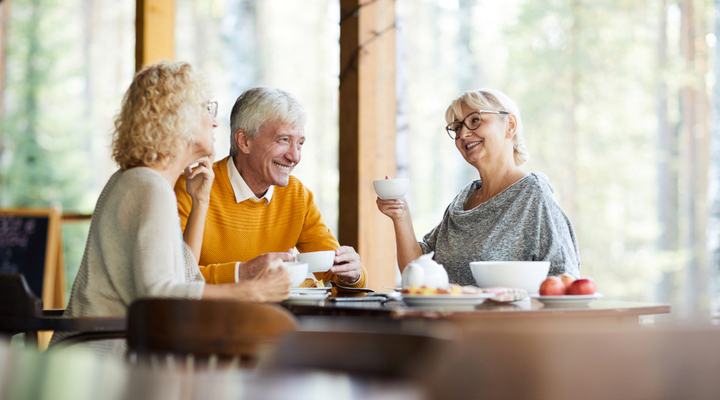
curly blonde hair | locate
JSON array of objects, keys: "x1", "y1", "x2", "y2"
[
  {"x1": 112, "y1": 61, "x2": 208, "y2": 170},
  {"x1": 445, "y1": 89, "x2": 530, "y2": 166}
]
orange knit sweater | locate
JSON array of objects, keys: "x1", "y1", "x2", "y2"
[{"x1": 175, "y1": 157, "x2": 367, "y2": 287}]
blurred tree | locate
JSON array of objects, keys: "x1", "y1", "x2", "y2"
[
  {"x1": 655, "y1": 0, "x2": 681, "y2": 306},
  {"x1": 711, "y1": 0, "x2": 720, "y2": 318},
  {"x1": 455, "y1": 0, "x2": 485, "y2": 189},
  {"x1": 0, "y1": 0, "x2": 107, "y2": 303},
  {"x1": 678, "y1": 0, "x2": 710, "y2": 316},
  {"x1": 0, "y1": 0, "x2": 89, "y2": 209},
  {"x1": 223, "y1": 0, "x2": 260, "y2": 96},
  {"x1": 499, "y1": 0, "x2": 667, "y2": 301},
  {"x1": 0, "y1": 0, "x2": 9, "y2": 141}
]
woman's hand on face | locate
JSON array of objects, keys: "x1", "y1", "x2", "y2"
[
  {"x1": 376, "y1": 197, "x2": 410, "y2": 223},
  {"x1": 184, "y1": 153, "x2": 215, "y2": 205}
]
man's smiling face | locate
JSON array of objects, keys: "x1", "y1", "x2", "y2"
[{"x1": 243, "y1": 120, "x2": 305, "y2": 190}]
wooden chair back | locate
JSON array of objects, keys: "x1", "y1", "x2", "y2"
[
  {"x1": 0, "y1": 273, "x2": 43, "y2": 346},
  {"x1": 127, "y1": 299, "x2": 298, "y2": 366}
]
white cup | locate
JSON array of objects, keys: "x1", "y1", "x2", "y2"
[
  {"x1": 283, "y1": 262, "x2": 309, "y2": 287},
  {"x1": 373, "y1": 179, "x2": 409, "y2": 200},
  {"x1": 297, "y1": 250, "x2": 335, "y2": 273}
]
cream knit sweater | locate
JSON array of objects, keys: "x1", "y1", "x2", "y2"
[{"x1": 50, "y1": 168, "x2": 205, "y2": 357}]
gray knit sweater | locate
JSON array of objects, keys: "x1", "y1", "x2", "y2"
[
  {"x1": 50, "y1": 168, "x2": 205, "y2": 357},
  {"x1": 418, "y1": 172, "x2": 581, "y2": 286}
]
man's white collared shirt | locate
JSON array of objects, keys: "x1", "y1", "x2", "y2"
[{"x1": 226, "y1": 157, "x2": 274, "y2": 204}]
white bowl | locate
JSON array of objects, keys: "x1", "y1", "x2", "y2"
[
  {"x1": 373, "y1": 179, "x2": 409, "y2": 200},
  {"x1": 283, "y1": 262, "x2": 309, "y2": 287},
  {"x1": 469, "y1": 261, "x2": 550, "y2": 293},
  {"x1": 297, "y1": 251, "x2": 335, "y2": 273}
]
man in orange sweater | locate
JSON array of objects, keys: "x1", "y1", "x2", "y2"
[{"x1": 175, "y1": 87, "x2": 366, "y2": 287}]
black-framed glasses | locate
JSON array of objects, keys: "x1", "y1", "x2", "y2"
[
  {"x1": 445, "y1": 110, "x2": 509, "y2": 139},
  {"x1": 204, "y1": 101, "x2": 218, "y2": 118}
]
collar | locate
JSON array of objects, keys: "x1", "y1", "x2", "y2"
[{"x1": 226, "y1": 157, "x2": 274, "y2": 204}]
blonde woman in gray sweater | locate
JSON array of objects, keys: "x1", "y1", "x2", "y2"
[
  {"x1": 51, "y1": 62, "x2": 290, "y2": 356},
  {"x1": 377, "y1": 89, "x2": 580, "y2": 286}
]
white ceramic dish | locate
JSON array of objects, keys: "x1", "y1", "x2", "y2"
[
  {"x1": 297, "y1": 251, "x2": 335, "y2": 273},
  {"x1": 373, "y1": 179, "x2": 409, "y2": 200},
  {"x1": 283, "y1": 262, "x2": 309, "y2": 287},
  {"x1": 284, "y1": 292, "x2": 331, "y2": 303},
  {"x1": 469, "y1": 261, "x2": 550, "y2": 293},
  {"x1": 290, "y1": 287, "x2": 332, "y2": 293},
  {"x1": 530, "y1": 293, "x2": 604, "y2": 307},
  {"x1": 401, "y1": 293, "x2": 494, "y2": 307}
]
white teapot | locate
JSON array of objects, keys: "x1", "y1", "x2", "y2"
[{"x1": 401, "y1": 252, "x2": 449, "y2": 289}]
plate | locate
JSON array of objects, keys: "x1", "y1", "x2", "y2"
[
  {"x1": 401, "y1": 293, "x2": 495, "y2": 308},
  {"x1": 290, "y1": 287, "x2": 332, "y2": 294},
  {"x1": 284, "y1": 292, "x2": 331, "y2": 302},
  {"x1": 530, "y1": 293, "x2": 604, "y2": 307}
]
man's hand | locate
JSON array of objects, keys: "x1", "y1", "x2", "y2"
[
  {"x1": 330, "y1": 246, "x2": 362, "y2": 283},
  {"x1": 238, "y1": 251, "x2": 295, "y2": 281}
]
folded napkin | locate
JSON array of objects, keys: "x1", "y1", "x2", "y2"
[{"x1": 480, "y1": 287, "x2": 528, "y2": 303}]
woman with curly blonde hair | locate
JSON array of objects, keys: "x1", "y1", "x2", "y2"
[
  {"x1": 51, "y1": 62, "x2": 290, "y2": 356},
  {"x1": 377, "y1": 89, "x2": 580, "y2": 286}
]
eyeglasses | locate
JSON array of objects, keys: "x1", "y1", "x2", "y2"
[
  {"x1": 204, "y1": 101, "x2": 218, "y2": 118},
  {"x1": 445, "y1": 110, "x2": 509, "y2": 139}
]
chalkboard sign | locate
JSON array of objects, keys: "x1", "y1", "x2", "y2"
[{"x1": 0, "y1": 208, "x2": 64, "y2": 309}]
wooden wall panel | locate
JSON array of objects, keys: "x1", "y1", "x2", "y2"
[
  {"x1": 135, "y1": 0, "x2": 175, "y2": 72},
  {"x1": 339, "y1": 0, "x2": 397, "y2": 290}
]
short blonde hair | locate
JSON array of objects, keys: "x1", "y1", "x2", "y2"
[
  {"x1": 112, "y1": 61, "x2": 208, "y2": 170},
  {"x1": 445, "y1": 89, "x2": 529, "y2": 166}
]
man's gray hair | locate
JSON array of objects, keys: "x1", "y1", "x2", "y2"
[{"x1": 229, "y1": 86, "x2": 307, "y2": 157}]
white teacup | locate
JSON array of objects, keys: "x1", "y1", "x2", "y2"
[
  {"x1": 297, "y1": 250, "x2": 335, "y2": 273},
  {"x1": 373, "y1": 179, "x2": 409, "y2": 200},
  {"x1": 283, "y1": 262, "x2": 309, "y2": 287}
]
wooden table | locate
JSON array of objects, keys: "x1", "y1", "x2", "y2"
[{"x1": 283, "y1": 295, "x2": 671, "y2": 332}]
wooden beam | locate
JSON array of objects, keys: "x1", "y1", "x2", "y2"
[
  {"x1": 135, "y1": 0, "x2": 174, "y2": 72},
  {"x1": 338, "y1": 0, "x2": 397, "y2": 290}
]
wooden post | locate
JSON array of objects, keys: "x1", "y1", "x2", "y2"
[
  {"x1": 135, "y1": 0, "x2": 175, "y2": 72},
  {"x1": 338, "y1": 0, "x2": 397, "y2": 290}
]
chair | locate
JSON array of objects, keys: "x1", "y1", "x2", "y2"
[
  {"x1": 0, "y1": 273, "x2": 126, "y2": 348},
  {"x1": 0, "y1": 273, "x2": 44, "y2": 347},
  {"x1": 126, "y1": 298, "x2": 298, "y2": 368}
]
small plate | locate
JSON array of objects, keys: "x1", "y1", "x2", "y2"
[
  {"x1": 284, "y1": 292, "x2": 331, "y2": 303},
  {"x1": 290, "y1": 287, "x2": 332, "y2": 293},
  {"x1": 401, "y1": 293, "x2": 495, "y2": 307},
  {"x1": 530, "y1": 293, "x2": 604, "y2": 307}
]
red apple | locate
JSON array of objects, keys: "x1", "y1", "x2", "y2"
[
  {"x1": 567, "y1": 278, "x2": 596, "y2": 295},
  {"x1": 559, "y1": 273, "x2": 576, "y2": 290},
  {"x1": 539, "y1": 277, "x2": 566, "y2": 296}
]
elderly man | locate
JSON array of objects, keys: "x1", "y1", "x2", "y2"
[{"x1": 174, "y1": 86, "x2": 366, "y2": 287}]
